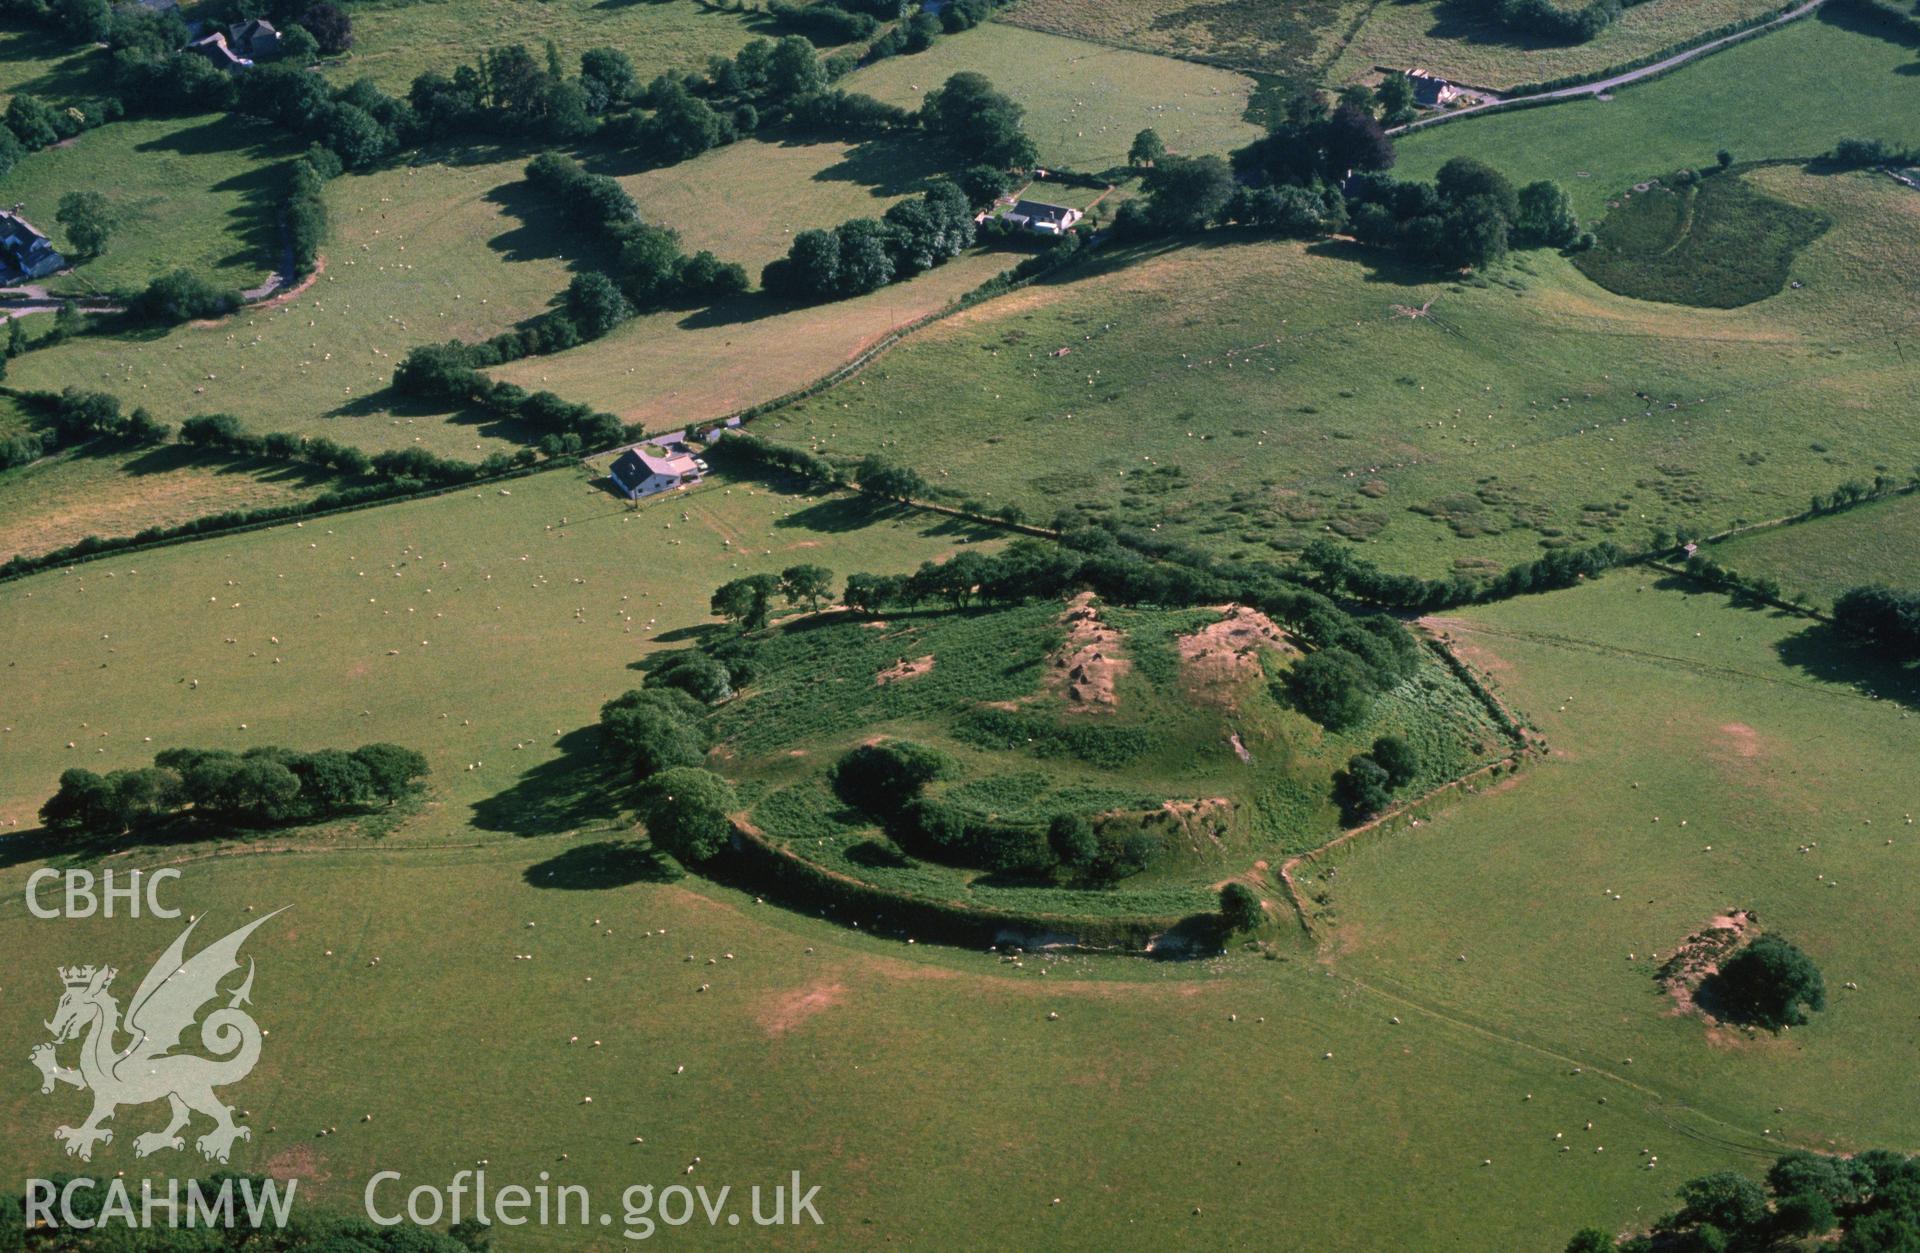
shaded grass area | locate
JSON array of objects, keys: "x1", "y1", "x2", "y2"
[
  {"x1": 1710, "y1": 491, "x2": 1920, "y2": 607},
  {"x1": 1330, "y1": 0, "x2": 1780, "y2": 90},
  {"x1": 0, "y1": 22, "x2": 112, "y2": 98},
  {"x1": 1394, "y1": 14, "x2": 1920, "y2": 220},
  {"x1": 0, "y1": 467, "x2": 991, "y2": 841},
  {"x1": 843, "y1": 22, "x2": 1264, "y2": 169},
  {"x1": 4, "y1": 113, "x2": 294, "y2": 296},
  {"x1": 753, "y1": 167, "x2": 1920, "y2": 576},
  {"x1": 0, "y1": 444, "x2": 333, "y2": 563},
  {"x1": 1574, "y1": 170, "x2": 1831, "y2": 308}
]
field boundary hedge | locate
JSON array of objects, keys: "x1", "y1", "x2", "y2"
[{"x1": 0, "y1": 455, "x2": 578, "y2": 586}]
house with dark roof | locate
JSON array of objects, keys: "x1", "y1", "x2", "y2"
[
  {"x1": 227, "y1": 18, "x2": 281, "y2": 59},
  {"x1": 1406, "y1": 69, "x2": 1461, "y2": 108},
  {"x1": 0, "y1": 211, "x2": 64, "y2": 283},
  {"x1": 1003, "y1": 199, "x2": 1082, "y2": 236},
  {"x1": 609, "y1": 444, "x2": 703, "y2": 500},
  {"x1": 186, "y1": 31, "x2": 252, "y2": 72}
]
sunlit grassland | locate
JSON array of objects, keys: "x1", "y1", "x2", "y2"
[{"x1": 0, "y1": 464, "x2": 998, "y2": 838}]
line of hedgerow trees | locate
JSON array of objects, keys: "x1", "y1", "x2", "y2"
[
  {"x1": 39, "y1": 743, "x2": 428, "y2": 838},
  {"x1": 1563, "y1": 1144, "x2": 1920, "y2": 1252},
  {"x1": 1105, "y1": 85, "x2": 1585, "y2": 271}
]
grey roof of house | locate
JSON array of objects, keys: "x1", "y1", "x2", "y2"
[{"x1": 1008, "y1": 200, "x2": 1076, "y2": 224}]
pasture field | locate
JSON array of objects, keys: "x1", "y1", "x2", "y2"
[
  {"x1": 615, "y1": 133, "x2": 961, "y2": 272},
  {"x1": 843, "y1": 23, "x2": 1264, "y2": 170},
  {"x1": 0, "y1": 836, "x2": 1758, "y2": 1249},
  {"x1": 10, "y1": 148, "x2": 578, "y2": 458},
  {"x1": 5, "y1": 113, "x2": 292, "y2": 297},
  {"x1": 1709, "y1": 491, "x2": 1920, "y2": 607},
  {"x1": 321, "y1": 0, "x2": 767, "y2": 96},
  {"x1": 0, "y1": 445, "x2": 333, "y2": 563},
  {"x1": 487, "y1": 247, "x2": 1013, "y2": 431},
  {"x1": 0, "y1": 21, "x2": 110, "y2": 98},
  {"x1": 1394, "y1": 14, "x2": 1920, "y2": 219},
  {"x1": 1329, "y1": 0, "x2": 1780, "y2": 91},
  {"x1": 1323, "y1": 573, "x2": 1920, "y2": 1156},
  {"x1": 0, "y1": 463, "x2": 1001, "y2": 839},
  {"x1": 752, "y1": 166, "x2": 1919, "y2": 577},
  {"x1": 996, "y1": 0, "x2": 1369, "y2": 82}
]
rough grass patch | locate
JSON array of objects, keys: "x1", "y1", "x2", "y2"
[{"x1": 1573, "y1": 173, "x2": 1830, "y2": 308}]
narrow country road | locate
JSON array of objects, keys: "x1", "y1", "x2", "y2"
[{"x1": 1390, "y1": 0, "x2": 1828, "y2": 135}]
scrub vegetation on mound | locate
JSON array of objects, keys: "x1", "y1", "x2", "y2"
[
  {"x1": 1573, "y1": 169, "x2": 1830, "y2": 308},
  {"x1": 638, "y1": 580, "x2": 1504, "y2": 934}
]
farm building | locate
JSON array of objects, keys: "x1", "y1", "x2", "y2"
[
  {"x1": 696, "y1": 417, "x2": 742, "y2": 443},
  {"x1": 226, "y1": 18, "x2": 281, "y2": 58},
  {"x1": 186, "y1": 31, "x2": 252, "y2": 71},
  {"x1": 0, "y1": 211, "x2": 64, "y2": 282},
  {"x1": 1406, "y1": 69, "x2": 1461, "y2": 107},
  {"x1": 609, "y1": 445, "x2": 703, "y2": 500},
  {"x1": 1003, "y1": 200, "x2": 1083, "y2": 235}
]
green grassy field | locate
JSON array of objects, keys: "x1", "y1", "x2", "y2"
[
  {"x1": 1395, "y1": 14, "x2": 1920, "y2": 219},
  {"x1": 0, "y1": 836, "x2": 1754, "y2": 1249},
  {"x1": 615, "y1": 133, "x2": 964, "y2": 272},
  {"x1": 1330, "y1": 0, "x2": 1780, "y2": 91},
  {"x1": 0, "y1": 463, "x2": 998, "y2": 838},
  {"x1": 10, "y1": 147, "x2": 578, "y2": 458},
  {"x1": 750, "y1": 165, "x2": 1919, "y2": 577},
  {"x1": 3, "y1": 113, "x2": 292, "y2": 297},
  {"x1": 996, "y1": 0, "x2": 1369, "y2": 82},
  {"x1": 1322, "y1": 573, "x2": 1920, "y2": 1160},
  {"x1": 0, "y1": 445, "x2": 334, "y2": 563},
  {"x1": 1709, "y1": 491, "x2": 1920, "y2": 607},
  {"x1": 1573, "y1": 169, "x2": 1831, "y2": 308},
  {"x1": 844, "y1": 23, "x2": 1264, "y2": 169},
  {"x1": 3, "y1": 564, "x2": 1880, "y2": 1247},
  {"x1": 320, "y1": 0, "x2": 768, "y2": 96},
  {"x1": 0, "y1": 21, "x2": 111, "y2": 99},
  {"x1": 487, "y1": 247, "x2": 1014, "y2": 431}
]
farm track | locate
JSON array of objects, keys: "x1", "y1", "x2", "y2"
[{"x1": 1322, "y1": 966, "x2": 1784, "y2": 1159}]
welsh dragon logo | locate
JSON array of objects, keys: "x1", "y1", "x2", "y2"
[{"x1": 29, "y1": 911, "x2": 283, "y2": 1164}]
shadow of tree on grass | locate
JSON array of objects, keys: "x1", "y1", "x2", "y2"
[
  {"x1": 523, "y1": 839, "x2": 680, "y2": 889},
  {"x1": 470, "y1": 727, "x2": 631, "y2": 836}
]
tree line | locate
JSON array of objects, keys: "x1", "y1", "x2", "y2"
[
  {"x1": 1109, "y1": 87, "x2": 1583, "y2": 272},
  {"x1": 1563, "y1": 1143, "x2": 1918, "y2": 1252},
  {"x1": 39, "y1": 743, "x2": 428, "y2": 837}
]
